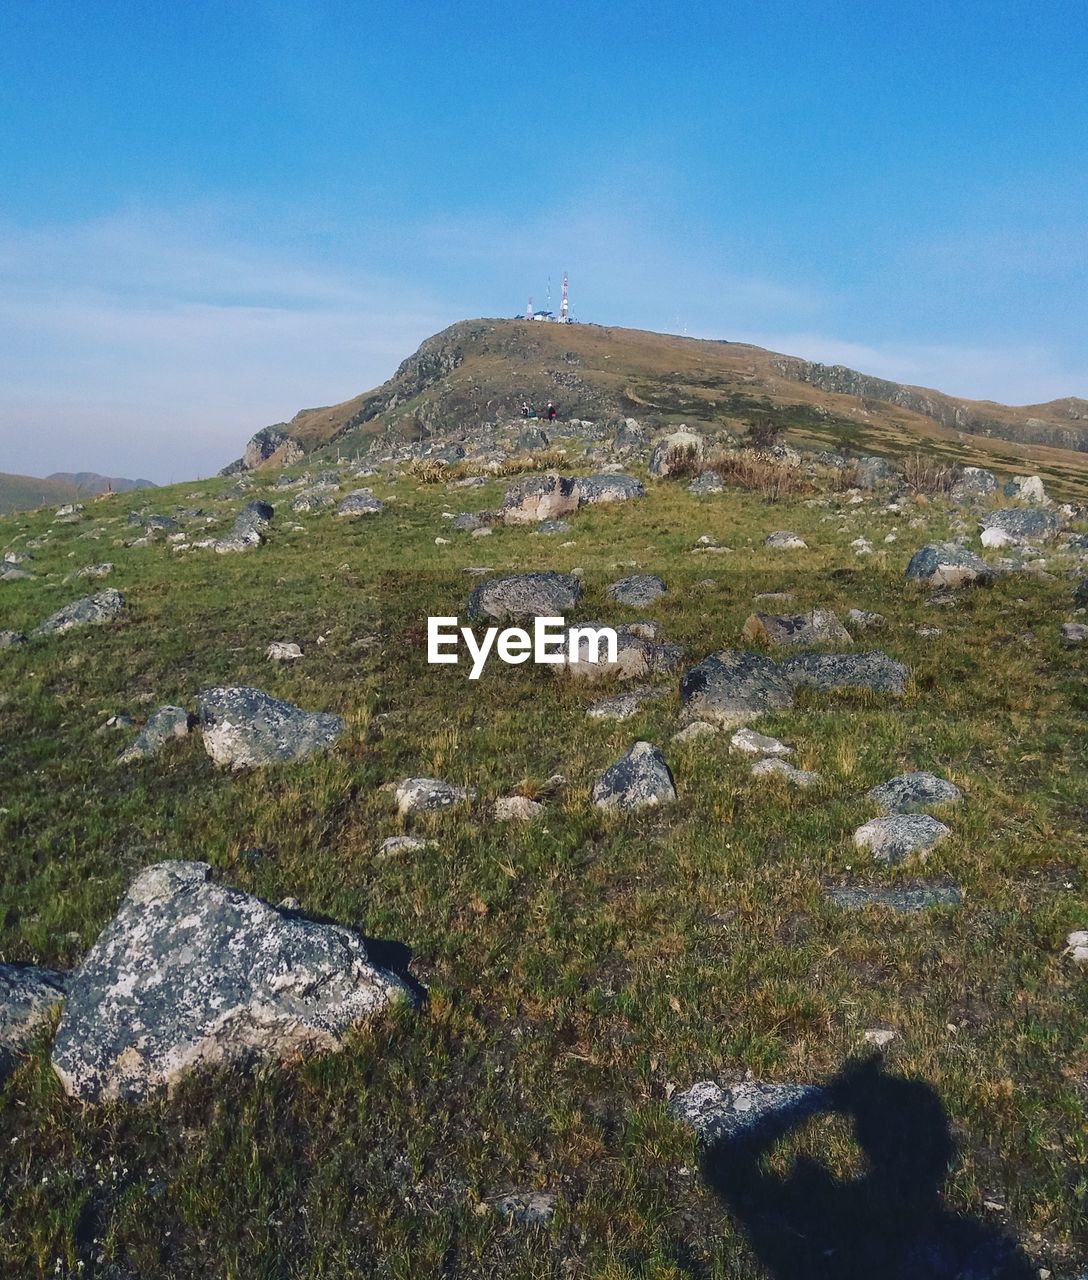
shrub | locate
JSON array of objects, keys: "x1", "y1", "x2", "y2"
[{"x1": 901, "y1": 452, "x2": 955, "y2": 495}]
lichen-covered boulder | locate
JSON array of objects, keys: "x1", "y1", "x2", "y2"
[
  {"x1": 31, "y1": 588, "x2": 125, "y2": 638},
  {"x1": 592, "y1": 741, "x2": 676, "y2": 812},
  {"x1": 606, "y1": 574, "x2": 667, "y2": 607},
  {"x1": 649, "y1": 429, "x2": 703, "y2": 478},
  {"x1": 854, "y1": 814, "x2": 950, "y2": 863},
  {"x1": 781, "y1": 651, "x2": 910, "y2": 696},
  {"x1": 950, "y1": 466, "x2": 997, "y2": 503},
  {"x1": 467, "y1": 571, "x2": 582, "y2": 621},
  {"x1": 867, "y1": 772, "x2": 962, "y2": 815},
  {"x1": 904, "y1": 543, "x2": 994, "y2": 588},
  {"x1": 669, "y1": 1079, "x2": 824, "y2": 1144},
  {"x1": 500, "y1": 475, "x2": 581, "y2": 525},
  {"x1": 979, "y1": 508, "x2": 1058, "y2": 543},
  {"x1": 1003, "y1": 474, "x2": 1048, "y2": 504},
  {"x1": 394, "y1": 777, "x2": 476, "y2": 815},
  {"x1": 51, "y1": 861, "x2": 415, "y2": 1102},
  {"x1": 197, "y1": 687, "x2": 343, "y2": 770},
  {"x1": 576, "y1": 474, "x2": 645, "y2": 505},
  {"x1": 764, "y1": 531, "x2": 807, "y2": 551},
  {"x1": 679, "y1": 650, "x2": 795, "y2": 728},
  {"x1": 336, "y1": 491, "x2": 384, "y2": 518}
]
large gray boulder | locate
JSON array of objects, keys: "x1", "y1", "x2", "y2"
[
  {"x1": 500, "y1": 475, "x2": 581, "y2": 525},
  {"x1": 467, "y1": 571, "x2": 582, "y2": 621},
  {"x1": 51, "y1": 861, "x2": 415, "y2": 1103},
  {"x1": 31, "y1": 588, "x2": 125, "y2": 638},
  {"x1": 117, "y1": 705, "x2": 191, "y2": 765},
  {"x1": 1003, "y1": 474, "x2": 1048, "y2": 503},
  {"x1": 781, "y1": 651, "x2": 910, "y2": 696},
  {"x1": 949, "y1": 466, "x2": 997, "y2": 503},
  {"x1": 197, "y1": 687, "x2": 343, "y2": 770},
  {"x1": 1, "y1": 965, "x2": 70, "y2": 1072},
  {"x1": 679, "y1": 650, "x2": 795, "y2": 728},
  {"x1": 740, "y1": 609, "x2": 851, "y2": 650},
  {"x1": 979, "y1": 508, "x2": 1058, "y2": 543},
  {"x1": 904, "y1": 543, "x2": 995, "y2": 588},
  {"x1": 592, "y1": 741, "x2": 676, "y2": 812},
  {"x1": 336, "y1": 491, "x2": 384, "y2": 518},
  {"x1": 606, "y1": 574, "x2": 667, "y2": 607},
  {"x1": 212, "y1": 499, "x2": 274, "y2": 552},
  {"x1": 576, "y1": 473, "x2": 645, "y2": 505},
  {"x1": 867, "y1": 771, "x2": 962, "y2": 814}
]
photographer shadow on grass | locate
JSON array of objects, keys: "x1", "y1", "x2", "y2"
[{"x1": 699, "y1": 1055, "x2": 1036, "y2": 1280}]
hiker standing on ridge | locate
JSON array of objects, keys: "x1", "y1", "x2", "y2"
[{"x1": 547, "y1": 401, "x2": 557, "y2": 421}]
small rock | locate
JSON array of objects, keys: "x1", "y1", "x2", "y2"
[
  {"x1": 31, "y1": 588, "x2": 125, "y2": 637},
  {"x1": 740, "y1": 609, "x2": 851, "y2": 650},
  {"x1": 1066, "y1": 930, "x2": 1088, "y2": 964},
  {"x1": 672, "y1": 720, "x2": 720, "y2": 743},
  {"x1": 751, "y1": 758, "x2": 819, "y2": 786},
  {"x1": 493, "y1": 796, "x2": 545, "y2": 822},
  {"x1": 730, "y1": 728, "x2": 792, "y2": 757},
  {"x1": 1003, "y1": 474, "x2": 1048, "y2": 504},
  {"x1": 669, "y1": 1079, "x2": 824, "y2": 1144},
  {"x1": 845, "y1": 609, "x2": 885, "y2": 631},
  {"x1": 377, "y1": 836, "x2": 432, "y2": 855},
  {"x1": 592, "y1": 741, "x2": 676, "y2": 812},
  {"x1": 116, "y1": 706, "x2": 191, "y2": 764},
  {"x1": 0, "y1": 630, "x2": 26, "y2": 649},
  {"x1": 336, "y1": 491, "x2": 384, "y2": 517},
  {"x1": 75, "y1": 562, "x2": 114, "y2": 579},
  {"x1": 825, "y1": 884, "x2": 962, "y2": 912},
  {"x1": 765, "y1": 531, "x2": 807, "y2": 551},
  {"x1": 606, "y1": 574, "x2": 667, "y2": 607},
  {"x1": 904, "y1": 543, "x2": 995, "y2": 588},
  {"x1": 197, "y1": 687, "x2": 343, "y2": 770},
  {"x1": 267, "y1": 641, "x2": 303, "y2": 661},
  {"x1": 467, "y1": 572, "x2": 582, "y2": 621},
  {"x1": 1061, "y1": 622, "x2": 1087, "y2": 645},
  {"x1": 1, "y1": 965, "x2": 71, "y2": 1072},
  {"x1": 395, "y1": 777, "x2": 476, "y2": 816},
  {"x1": 491, "y1": 1191, "x2": 557, "y2": 1225},
  {"x1": 862, "y1": 1028, "x2": 898, "y2": 1048},
  {"x1": 586, "y1": 687, "x2": 659, "y2": 721}
]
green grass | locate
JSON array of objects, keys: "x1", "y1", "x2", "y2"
[{"x1": 1, "y1": 458, "x2": 1087, "y2": 1277}]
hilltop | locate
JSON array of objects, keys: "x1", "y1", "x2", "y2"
[
  {"x1": 0, "y1": 470, "x2": 154, "y2": 516},
  {"x1": 225, "y1": 319, "x2": 1088, "y2": 496}
]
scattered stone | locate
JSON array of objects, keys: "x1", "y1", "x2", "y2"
[
  {"x1": 669, "y1": 1079, "x2": 824, "y2": 1144},
  {"x1": 50, "y1": 861, "x2": 416, "y2": 1102},
  {"x1": 853, "y1": 814, "x2": 950, "y2": 864},
  {"x1": 1003, "y1": 474, "x2": 1048, "y2": 504},
  {"x1": 377, "y1": 836, "x2": 432, "y2": 856},
  {"x1": 853, "y1": 455, "x2": 899, "y2": 490},
  {"x1": 291, "y1": 489, "x2": 334, "y2": 514},
  {"x1": 649, "y1": 429, "x2": 703, "y2": 478},
  {"x1": 267, "y1": 641, "x2": 303, "y2": 661},
  {"x1": 560, "y1": 625, "x2": 680, "y2": 683},
  {"x1": 395, "y1": 777, "x2": 476, "y2": 815},
  {"x1": 867, "y1": 771, "x2": 962, "y2": 814},
  {"x1": 491, "y1": 1191, "x2": 557, "y2": 1225},
  {"x1": 517, "y1": 425, "x2": 550, "y2": 451},
  {"x1": 979, "y1": 508, "x2": 1058, "y2": 543},
  {"x1": 751, "y1": 758, "x2": 819, "y2": 786},
  {"x1": 730, "y1": 728, "x2": 792, "y2": 757},
  {"x1": 679, "y1": 650, "x2": 795, "y2": 728},
  {"x1": 689, "y1": 472, "x2": 723, "y2": 496},
  {"x1": 532, "y1": 519, "x2": 573, "y2": 535},
  {"x1": 493, "y1": 796, "x2": 545, "y2": 822},
  {"x1": 95, "y1": 713, "x2": 134, "y2": 734},
  {"x1": 1061, "y1": 622, "x2": 1088, "y2": 645},
  {"x1": 781, "y1": 651, "x2": 910, "y2": 696},
  {"x1": 586, "y1": 686, "x2": 659, "y2": 721},
  {"x1": 117, "y1": 706, "x2": 191, "y2": 764},
  {"x1": 75, "y1": 563, "x2": 114, "y2": 579},
  {"x1": 980, "y1": 526, "x2": 1015, "y2": 549},
  {"x1": 606, "y1": 574, "x2": 667, "y2": 607},
  {"x1": 672, "y1": 720, "x2": 720, "y2": 743},
  {"x1": 592, "y1": 741, "x2": 676, "y2": 812},
  {"x1": 825, "y1": 884, "x2": 962, "y2": 912},
  {"x1": 765, "y1": 531, "x2": 807, "y2": 551},
  {"x1": 1, "y1": 564, "x2": 34, "y2": 582},
  {"x1": 950, "y1": 467, "x2": 997, "y2": 502},
  {"x1": 336, "y1": 491, "x2": 384, "y2": 518},
  {"x1": 467, "y1": 571, "x2": 582, "y2": 621},
  {"x1": 1, "y1": 965, "x2": 70, "y2": 1071},
  {"x1": 904, "y1": 542, "x2": 995, "y2": 588},
  {"x1": 197, "y1": 687, "x2": 343, "y2": 770},
  {"x1": 0, "y1": 630, "x2": 26, "y2": 649},
  {"x1": 574, "y1": 473, "x2": 645, "y2": 506},
  {"x1": 862, "y1": 1028, "x2": 898, "y2": 1048},
  {"x1": 851, "y1": 537, "x2": 874, "y2": 556},
  {"x1": 451, "y1": 512, "x2": 483, "y2": 532},
  {"x1": 845, "y1": 609, "x2": 885, "y2": 631},
  {"x1": 740, "y1": 609, "x2": 851, "y2": 649},
  {"x1": 1066, "y1": 931, "x2": 1088, "y2": 964},
  {"x1": 31, "y1": 588, "x2": 125, "y2": 638}
]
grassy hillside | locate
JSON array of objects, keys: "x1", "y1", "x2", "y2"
[
  {"x1": 1, "y1": 439, "x2": 1087, "y2": 1278},
  {"x1": 232, "y1": 320, "x2": 1088, "y2": 500}
]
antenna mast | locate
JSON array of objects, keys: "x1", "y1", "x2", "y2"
[
  {"x1": 559, "y1": 272, "x2": 569, "y2": 322},
  {"x1": 526, "y1": 295, "x2": 534, "y2": 321}
]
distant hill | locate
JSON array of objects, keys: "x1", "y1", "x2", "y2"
[
  {"x1": 224, "y1": 318, "x2": 1088, "y2": 497},
  {"x1": 0, "y1": 470, "x2": 154, "y2": 515}
]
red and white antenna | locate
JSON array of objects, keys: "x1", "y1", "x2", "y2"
[
  {"x1": 559, "y1": 272, "x2": 569, "y2": 322},
  {"x1": 526, "y1": 295, "x2": 534, "y2": 320}
]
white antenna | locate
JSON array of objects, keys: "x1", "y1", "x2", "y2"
[
  {"x1": 526, "y1": 295, "x2": 534, "y2": 320},
  {"x1": 560, "y1": 272, "x2": 569, "y2": 322}
]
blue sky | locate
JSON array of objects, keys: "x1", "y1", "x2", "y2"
[{"x1": 1, "y1": 0, "x2": 1086, "y2": 481}]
